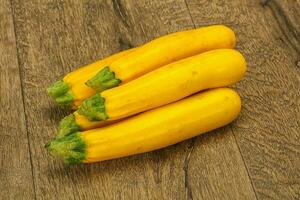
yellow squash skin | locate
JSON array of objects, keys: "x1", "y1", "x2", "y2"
[
  {"x1": 68, "y1": 49, "x2": 134, "y2": 108},
  {"x1": 74, "y1": 112, "x2": 119, "y2": 130},
  {"x1": 48, "y1": 49, "x2": 134, "y2": 109},
  {"x1": 76, "y1": 49, "x2": 246, "y2": 129},
  {"x1": 111, "y1": 25, "x2": 236, "y2": 82},
  {"x1": 63, "y1": 49, "x2": 133, "y2": 85},
  {"x1": 57, "y1": 111, "x2": 130, "y2": 139},
  {"x1": 47, "y1": 88, "x2": 241, "y2": 163},
  {"x1": 80, "y1": 88, "x2": 241, "y2": 163}
]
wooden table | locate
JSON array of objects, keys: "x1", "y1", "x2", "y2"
[{"x1": 1, "y1": 0, "x2": 299, "y2": 199}]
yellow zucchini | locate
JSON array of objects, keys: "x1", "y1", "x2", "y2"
[
  {"x1": 47, "y1": 48, "x2": 134, "y2": 109},
  {"x1": 73, "y1": 49, "x2": 246, "y2": 127},
  {"x1": 85, "y1": 25, "x2": 236, "y2": 92},
  {"x1": 57, "y1": 49, "x2": 246, "y2": 137},
  {"x1": 46, "y1": 88, "x2": 241, "y2": 164},
  {"x1": 56, "y1": 112, "x2": 120, "y2": 138}
]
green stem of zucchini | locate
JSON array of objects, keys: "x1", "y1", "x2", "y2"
[
  {"x1": 45, "y1": 133, "x2": 86, "y2": 164},
  {"x1": 77, "y1": 93, "x2": 109, "y2": 121},
  {"x1": 85, "y1": 66, "x2": 121, "y2": 92},
  {"x1": 47, "y1": 80, "x2": 74, "y2": 108},
  {"x1": 57, "y1": 114, "x2": 81, "y2": 138}
]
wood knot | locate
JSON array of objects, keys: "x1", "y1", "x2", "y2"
[{"x1": 296, "y1": 60, "x2": 300, "y2": 68}]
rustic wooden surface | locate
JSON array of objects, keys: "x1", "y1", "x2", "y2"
[{"x1": 0, "y1": 0, "x2": 299, "y2": 199}]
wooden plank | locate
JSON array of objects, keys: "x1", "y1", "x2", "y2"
[
  {"x1": 186, "y1": 128, "x2": 257, "y2": 200},
  {"x1": 0, "y1": 0, "x2": 35, "y2": 199},
  {"x1": 185, "y1": 0, "x2": 300, "y2": 199},
  {"x1": 261, "y1": 0, "x2": 300, "y2": 55},
  {"x1": 11, "y1": 0, "x2": 256, "y2": 199}
]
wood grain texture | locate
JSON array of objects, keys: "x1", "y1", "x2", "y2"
[
  {"x1": 0, "y1": 0, "x2": 35, "y2": 199},
  {"x1": 185, "y1": 0, "x2": 300, "y2": 199},
  {"x1": 186, "y1": 128, "x2": 257, "y2": 200},
  {"x1": 9, "y1": 0, "x2": 257, "y2": 199},
  {"x1": 261, "y1": 0, "x2": 300, "y2": 55}
]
